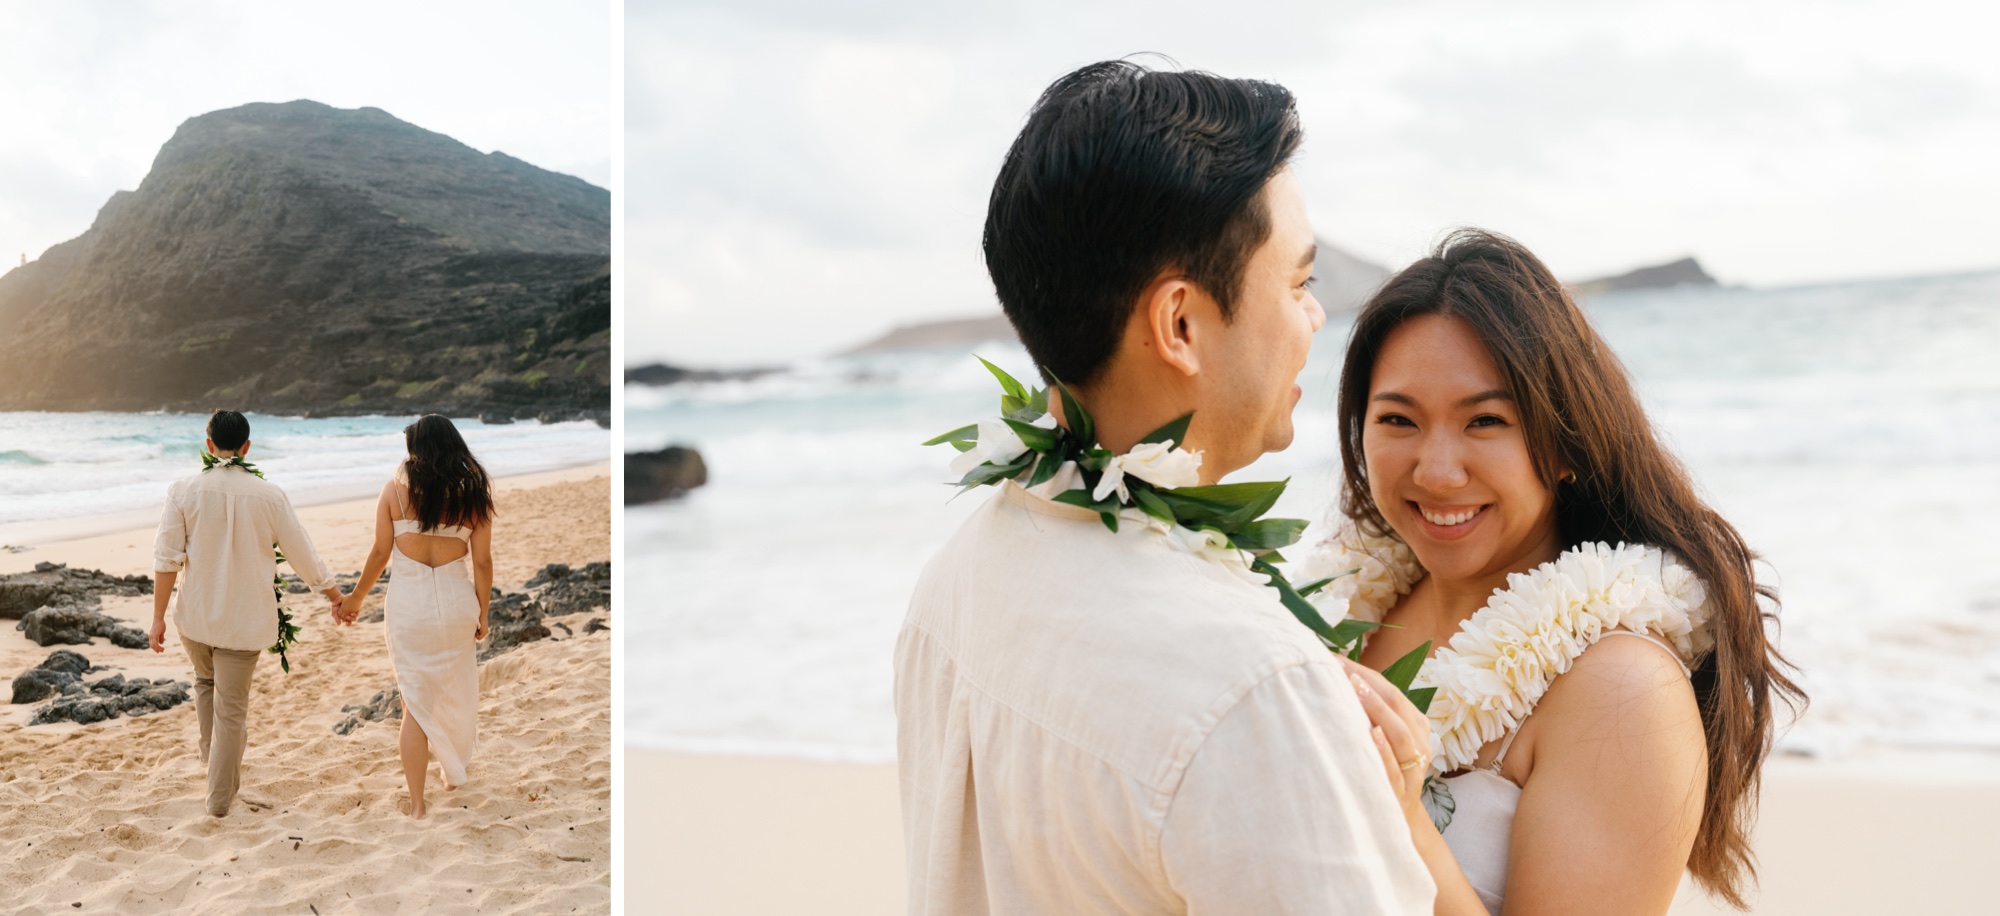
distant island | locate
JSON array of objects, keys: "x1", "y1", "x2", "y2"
[
  {"x1": 833, "y1": 237, "x2": 1389, "y2": 358},
  {"x1": 0, "y1": 100, "x2": 610, "y2": 422},
  {"x1": 1571, "y1": 257, "x2": 1719, "y2": 296},
  {"x1": 628, "y1": 248, "x2": 1726, "y2": 388}
]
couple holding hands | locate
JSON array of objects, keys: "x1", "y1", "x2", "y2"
[
  {"x1": 896, "y1": 60, "x2": 1802, "y2": 914},
  {"x1": 151, "y1": 410, "x2": 495, "y2": 820}
]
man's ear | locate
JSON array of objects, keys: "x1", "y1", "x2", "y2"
[{"x1": 1141, "y1": 276, "x2": 1202, "y2": 377}]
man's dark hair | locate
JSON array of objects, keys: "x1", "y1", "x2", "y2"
[
  {"x1": 207, "y1": 410, "x2": 250, "y2": 452},
  {"x1": 983, "y1": 59, "x2": 1304, "y2": 387}
]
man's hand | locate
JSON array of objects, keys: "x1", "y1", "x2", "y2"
[
  {"x1": 324, "y1": 587, "x2": 346, "y2": 621},
  {"x1": 149, "y1": 617, "x2": 167, "y2": 654}
]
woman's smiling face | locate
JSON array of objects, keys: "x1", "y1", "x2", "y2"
[{"x1": 1362, "y1": 313, "x2": 1564, "y2": 586}]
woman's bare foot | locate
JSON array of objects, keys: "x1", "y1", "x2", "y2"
[{"x1": 408, "y1": 795, "x2": 427, "y2": 820}]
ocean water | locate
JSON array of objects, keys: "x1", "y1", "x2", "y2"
[
  {"x1": 627, "y1": 269, "x2": 2000, "y2": 763},
  {"x1": 0, "y1": 412, "x2": 610, "y2": 528}
]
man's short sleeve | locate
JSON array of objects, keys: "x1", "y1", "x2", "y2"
[{"x1": 1159, "y1": 661, "x2": 1435, "y2": 915}]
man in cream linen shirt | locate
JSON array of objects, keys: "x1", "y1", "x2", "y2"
[
  {"x1": 894, "y1": 61, "x2": 1434, "y2": 914},
  {"x1": 151, "y1": 410, "x2": 342, "y2": 817}
]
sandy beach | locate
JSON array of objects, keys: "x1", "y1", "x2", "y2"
[
  {"x1": 0, "y1": 463, "x2": 610, "y2": 914},
  {"x1": 629, "y1": 745, "x2": 2000, "y2": 915}
]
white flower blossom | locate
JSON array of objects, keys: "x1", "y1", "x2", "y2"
[
  {"x1": 948, "y1": 417, "x2": 1030, "y2": 479},
  {"x1": 1118, "y1": 440, "x2": 1203, "y2": 490},
  {"x1": 1163, "y1": 524, "x2": 1264, "y2": 584},
  {"x1": 1091, "y1": 440, "x2": 1201, "y2": 503},
  {"x1": 1092, "y1": 460, "x2": 1129, "y2": 504}
]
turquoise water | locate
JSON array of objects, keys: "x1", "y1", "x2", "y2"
[{"x1": 628, "y1": 270, "x2": 2000, "y2": 762}]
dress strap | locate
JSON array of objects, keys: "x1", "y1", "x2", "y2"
[
  {"x1": 1489, "y1": 726, "x2": 1525, "y2": 771},
  {"x1": 1598, "y1": 628, "x2": 1692, "y2": 677}
]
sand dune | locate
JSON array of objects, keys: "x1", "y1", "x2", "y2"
[{"x1": 0, "y1": 466, "x2": 610, "y2": 914}]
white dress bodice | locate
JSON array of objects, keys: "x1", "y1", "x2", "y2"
[{"x1": 1438, "y1": 628, "x2": 1693, "y2": 914}]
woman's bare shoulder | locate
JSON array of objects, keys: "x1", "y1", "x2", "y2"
[{"x1": 1536, "y1": 634, "x2": 1702, "y2": 754}]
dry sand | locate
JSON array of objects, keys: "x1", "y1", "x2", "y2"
[
  {"x1": 0, "y1": 464, "x2": 610, "y2": 915},
  {"x1": 629, "y1": 746, "x2": 2000, "y2": 915}
]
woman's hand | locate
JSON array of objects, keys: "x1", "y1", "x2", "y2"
[
  {"x1": 474, "y1": 616, "x2": 489, "y2": 641},
  {"x1": 1335, "y1": 655, "x2": 1433, "y2": 818},
  {"x1": 337, "y1": 589, "x2": 366, "y2": 625}
]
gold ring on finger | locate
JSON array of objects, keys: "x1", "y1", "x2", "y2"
[{"x1": 1397, "y1": 754, "x2": 1426, "y2": 772}]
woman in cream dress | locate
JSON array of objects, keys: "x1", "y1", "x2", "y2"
[
  {"x1": 1321, "y1": 231, "x2": 1805, "y2": 914},
  {"x1": 340, "y1": 415, "x2": 495, "y2": 819}
]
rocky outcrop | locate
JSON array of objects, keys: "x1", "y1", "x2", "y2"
[
  {"x1": 3, "y1": 564, "x2": 152, "y2": 649},
  {"x1": 1572, "y1": 257, "x2": 1719, "y2": 295},
  {"x1": 12, "y1": 650, "x2": 94, "y2": 704},
  {"x1": 333, "y1": 686, "x2": 404, "y2": 736},
  {"x1": 0, "y1": 100, "x2": 609, "y2": 421},
  {"x1": 14, "y1": 651, "x2": 193, "y2": 725},
  {"x1": 0, "y1": 563, "x2": 151, "y2": 620},
  {"x1": 30, "y1": 675, "x2": 193, "y2": 726},
  {"x1": 625, "y1": 363, "x2": 778, "y2": 386},
  {"x1": 626, "y1": 447, "x2": 707, "y2": 504},
  {"x1": 17, "y1": 606, "x2": 148, "y2": 649},
  {"x1": 524, "y1": 562, "x2": 611, "y2": 617}
]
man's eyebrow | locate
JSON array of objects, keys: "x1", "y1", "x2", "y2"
[{"x1": 1297, "y1": 243, "x2": 1317, "y2": 271}]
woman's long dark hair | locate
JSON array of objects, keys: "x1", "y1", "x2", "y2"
[
  {"x1": 401, "y1": 415, "x2": 493, "y2": 532},
  {"x1": 1336, "y1": 229, "x2": 1805, "y2": 909}
]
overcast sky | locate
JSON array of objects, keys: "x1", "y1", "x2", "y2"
[
  {"x1": 0, "y1": 0, "x2": 611, "y2": 275},
  {"x1": 630, "y1": 0, "x2": 2000, "y2": 367}
]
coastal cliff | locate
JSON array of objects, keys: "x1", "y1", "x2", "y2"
[{"x1": 0, "y1": 101, "x2": 609, "y2": 422}]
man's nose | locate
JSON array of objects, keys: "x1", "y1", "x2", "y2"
[{"x1": 1306, "y1": 291, "x2": 1327, "y2": 333}]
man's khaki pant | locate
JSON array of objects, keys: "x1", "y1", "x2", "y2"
[{"x1": 183, "y1": 636, "x2": 259, "y2": 817}]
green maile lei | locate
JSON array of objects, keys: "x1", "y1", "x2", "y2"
[
  {"x1": 927, "y1": 358, "x2": 1453, "y2": 828},
  {"x1": 200, "y1": 451, "x2": 304, "y2": 673}
]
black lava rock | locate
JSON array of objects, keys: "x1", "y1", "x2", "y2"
[{"x1": 626, "y1": 446, "x2": 706, "y2": 504}]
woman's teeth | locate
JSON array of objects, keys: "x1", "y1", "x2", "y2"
[{"x1": 1420, "y1": 506, "x2": 1480, "y2": 526}]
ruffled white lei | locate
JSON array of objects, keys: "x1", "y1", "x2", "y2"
[{"x1": 1295, "y1": 526, "x2": 1714, "y2": 776}]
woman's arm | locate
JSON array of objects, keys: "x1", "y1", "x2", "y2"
[
  {"x1": 339, "y1": 483, "x2": 399, "y2": 624},
  {"x1": 470, "y1": 519, "x2": 493, "y2": 640},
  {"x1": 1501, "y1": 636, "x2": 1706, "y2": 915},
  {"x1": 1343, "y1": 658, "x2": 1490, "y2": 916}
]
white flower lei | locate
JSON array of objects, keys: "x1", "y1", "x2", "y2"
[{"x1": 1295, "y1": 526, "x2": 1714, "y2": 776}]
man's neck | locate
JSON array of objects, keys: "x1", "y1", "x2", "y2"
[{"x1": 1057, "y1": 376, "x2": 1232, "y2": 486}]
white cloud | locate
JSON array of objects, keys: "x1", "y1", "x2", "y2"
[
  {"x1": 629, "y1": 0, "x2": 2000, "y2": 367},
  {"x1": 0, "y1": 0, "x2": 611, "y2": 268}
]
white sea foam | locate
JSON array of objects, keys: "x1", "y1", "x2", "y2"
[
  {"x1": 626, "y1": 269, "x2": 2000, "y2": 763},
  {"x1": 0, "y1": 412, "x2": 609, "y2": 526}
]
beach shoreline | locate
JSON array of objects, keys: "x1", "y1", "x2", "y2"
[
  {"x1": 627, "y1": 745, "x2": 2000, "y2": 915},
  {"x1": 0, "y1": 464, "x2": 611, "y2": 913},
  {"x1": 0, "y1": 460, "x2": 609, "y2": 553}
]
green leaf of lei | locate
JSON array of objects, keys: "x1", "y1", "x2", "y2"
[
  {"x1": 1138, "y1": 412, "x2": 1193, "y2": 447},
  {"x1": 1381, "y1": 640, "x2": 1432, "y2": 694}
]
